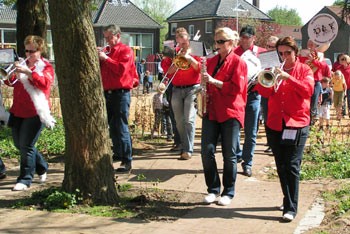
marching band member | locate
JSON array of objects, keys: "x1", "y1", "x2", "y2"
[
  {"x1": 161, "y1": 27, "x2": 201, "y2": 160},
  {"x1": 234, "y1": 25, "x2": 266, "y2": 177},
  {"x1": 98, "y1": 24, "x2": 137, "y2": 173},
  {"x1": 255, "y1": 36, "x2": 314, "y2": 222},
  {"x1": 201, "y1": 27, "x2": 247, "y2": 206},
  {"x1": 5, "y1": 35, "x2": 54, "y2": 191}
]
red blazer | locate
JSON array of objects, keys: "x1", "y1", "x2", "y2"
[
  {"x1": 339, "y1": 65, "x2": 350, "y2": 89},
  {"x1": 100, "y1": 42, "x2": 137, "y2": 90},
  {"x1": 6, "y1": 58, "x2": 54, "y2": 118},
  {"x1": 255, "y1": 61, "x2": 314, "y2": 131},
  {"x1": 206, "y1": 51, "x2": 248, "y2": 126}
]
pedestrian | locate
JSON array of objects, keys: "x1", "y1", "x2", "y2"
[
  {"x1": 337, "y1": 54, "x2": 350, "y2": 117},
  {"x1": 98, "y1": 24, "x2": 136, "y2": 173},
  {"x1": 201, "y1": 27, "x2": 248, "y2": 206},
  {"x1": 331, "y1": 70, "x2": 346, "y2": 120},
  {"x1": 151, "y1": 83, "x2": 166, "y2": 138},
  {"x1": 143, "y1": 70, "x2": 151, "y2": 94},
  {"x1": 161, "y1": 27, "x2": 201, "y2": 160},
  {"x1": 318, "y1": 77, "x2": 333, "y2": 129},
  {"x1": 234, "y1": 25, "x2": 266, "y2": 177},
  {"x1": 255, "y1": 36, "x2": 314, "y2": 222},
  {"x1": 5, "y1": 35, "x2": 54, "y2": 191}
]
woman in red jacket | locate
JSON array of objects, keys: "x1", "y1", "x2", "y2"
[
  {"x1": 6, "y1": 35, "x2": 54, "y2": 191},
  {"x1": 255, "y1": 36, "x2": 314, "y2": 221},
  {"x1": 201, "y1": 27, "x2": 247, "y2": 206}
]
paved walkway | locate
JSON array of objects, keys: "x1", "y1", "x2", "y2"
[{"x1": 0, "y1": 126, "x2": 324, "y2": 234}]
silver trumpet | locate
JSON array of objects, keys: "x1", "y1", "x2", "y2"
[
  {"x1": 257, "y1": 60, "x2": 285, "y2": 92},
  {"x1": 0, "y1": 57, "x2": 29, "y2": 85},
  {"x1": 97, "y1": 45, "x2": 111, "y2": 55}
]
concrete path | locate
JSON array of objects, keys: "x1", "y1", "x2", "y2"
[{"x1": 0, "y1": 127, "x2": 324, "y2": 234}]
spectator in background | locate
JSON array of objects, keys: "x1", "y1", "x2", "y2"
[
  {"x1": 318, "y1": 78, "x2": 333, "y2": 129},
  {"x1": 331, "y1": 70, "x2": 347, "y2": 121},
  {"x1": 143, "y1": 70, "x2": 151, "y2": 94},
  {"x1": 337, "y1": 54, "x2": 350, "y2": 117},
  {"x1": 157, "y1": 53, "x2": 164, "y2": 82},
  {"x1": 151, "y1": 83, "x2": 166, "y2": 138},
  {"x1": 137, "y1": 58, "x2": 146, "y2": 86}
]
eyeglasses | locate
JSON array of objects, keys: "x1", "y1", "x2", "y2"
[
  {"x1": 278, "y1": 51, "x2": 292, "y2": 56},
  {"x1": 340, "y1": 57, "x2": 346, "y2": 61},
  {"x1": 215, "y1": 39, "x2": 230, "y2": 45},
  {"x1": 25, "y1": 49, "x2": 37, "y2": 53}
]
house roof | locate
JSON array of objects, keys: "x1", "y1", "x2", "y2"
[
  {"x1": 167, "y1": 0, "x2": 272, "y2": 22},
  {"x1": 92, "y1": 0, "x2": 162, "y2": 29},
  {"x1": 0, "y1": 1, "x2": 162, "y2": 29},
  {"x1": 276, "y1": 25, "x2": 302, "y2": 40},
  {"x1": 0, "y1": 4, "x2": 16, "y2": 24}
]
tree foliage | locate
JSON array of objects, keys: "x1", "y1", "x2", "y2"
[
  {"x1": 267, "y1": 6, "x2": 303, "y2": 26},
  {"x1": 132, "y1": 0, "x2": 175, "y2": 48}
]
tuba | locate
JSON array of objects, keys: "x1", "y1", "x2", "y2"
[{"x1": 241, "y1": 50, "x2": 261, "y2": 92}]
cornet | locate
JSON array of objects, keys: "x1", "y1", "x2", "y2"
[
  {"x1": 0, "y1": 57, "x2": 29, "y2": 85},
  {"x1": 257, "y1": 61, "x2": 285, "y2": 92}
]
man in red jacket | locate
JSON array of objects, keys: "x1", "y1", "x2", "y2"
[{"x1": 98, "y1": 24, "x2": 137, "y2": 173}]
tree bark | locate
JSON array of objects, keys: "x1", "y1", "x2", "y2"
[
  {"x1": 16, "y1": 0, "x2": 47, "y2": 58},
  {"x1": 47, "y1": 0, "x2": 118, "y2": 205}
]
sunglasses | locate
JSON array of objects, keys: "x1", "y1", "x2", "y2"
[
  {"x1": 25, "y1": 49, "x2": 37, "y2": 53},
  {"x1": 278, "y1": 51, "x2": 292, "y2": 56},
  {"x1": 215, "y1": 39, "x2": 230, "y2": 44},
  {"x1": 266, "y1": 45, "x2": 275, "y2": 49},
  {"x1": 340, "y1": 57, "x2": 346, "y2": 61}
]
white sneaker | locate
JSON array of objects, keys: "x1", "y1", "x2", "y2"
[
  {"x1": 282, "y1": 213, "x2": 294, "y2": 222},
  {"x1": 12, "y1": 183, "x2": 28, "y2": 191},
  {"x1": 218, "y1": 195, "x2": 232, "y2": 206},
  {"x1": 39, "y1": 172, "x2": 47, "y2": 183},
  {"x1": 203, "y1": 193, "x2": 217, "y2": 204}
]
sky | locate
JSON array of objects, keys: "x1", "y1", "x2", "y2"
[{"x1": 175, "y1": 0, "x2": 336, "y2": 24}]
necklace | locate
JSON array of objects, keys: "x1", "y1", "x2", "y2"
[{"x1": 284, "y1": 66, "x2": 294, "y2": 71}]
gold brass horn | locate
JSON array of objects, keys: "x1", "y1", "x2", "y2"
[{"x1": 257, "y1": 68, "x2": 278, "y2": 88}]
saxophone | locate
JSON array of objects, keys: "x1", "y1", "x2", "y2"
[{"x1": 196, "y1": 57, "x2": 207, "y2": 118}]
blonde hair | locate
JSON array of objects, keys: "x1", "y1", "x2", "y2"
[
  {"x1": 215, "y1": 27, "x2": 239, "y2": 46},
  {"x1": 333, "y1": 70, "x2": 344, "y2": 79},
  {"x1": 24, "y1": 35, "x2": 46, "y2": 54},
  {"x1": 175, "y1": 27, "x2": 189, "y2": 39}
]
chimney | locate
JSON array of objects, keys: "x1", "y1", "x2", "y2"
[{"x1": 252, "y1": 0, "x2": 260, "y2": 8}]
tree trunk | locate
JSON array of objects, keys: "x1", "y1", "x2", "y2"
[
  {"x1": 47, "y1": 0, "x2": 118, "y2": 205},
  {"x1": 16, "y1": 0, "x2": 47, "y2": 58}
]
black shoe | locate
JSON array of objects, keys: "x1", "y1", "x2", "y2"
[
  {"x1": 116, "y1": 162, "x2": 132, "y2": 173},
  {"x1": 113, "y1": 154, "x2": 122, "y2": 162},
  {"x1": 242, "y1": 166, "x2": 252, "y2": 177},
  {"x1": 264, "y1": 146, "x2": 272, "y2": 153},
  {"x1": 0, "y1": 172, "x2": 6, "y2": 180}
]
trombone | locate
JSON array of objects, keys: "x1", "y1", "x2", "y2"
[
  {"x1": 0, "y1": 57, "x2": 29, "y2": 85},
  {"x1": 158, "y1": 48, "x2": 191, "y2": 91}
]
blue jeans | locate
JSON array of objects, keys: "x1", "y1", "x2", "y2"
[
  {"x1": 266, "y1": 125, "x2": 309, "y2": 217},
  {"x1": 310, "y1": 81, "x2": 321, "y2": 118},
  {"x1": 201, "y1": 117, "x2": 240, "y2": 198},
  {"x1": 105, "y1": 90, "x2": 132, "y2": 164},
  {"x1": 238, "y1": 91, "x2": 261, "y2": 168},
  {"x1": 0, "y1": 157, "x2": 5, "y2": 174},
  {"x1": 10, "y1": 115, "x2": 48, "y2": 186},
  {"x1": 346, "y1": 89, "x2": 350, "y2": 115},
  {"x1": 171, "y1": 85, "x2": 199, "y2": 153}
]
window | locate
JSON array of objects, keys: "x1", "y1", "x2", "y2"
[
  {"x1": 188, "y1": 25, "x2": 194, "y2": 37},
  {"x1": 205, "y1": 20, "x2": 212, "y2": 33},
  {"x1": 127, "y1": 33, "x2": 154, "y2": 61},
  {"x1": 171, "y1": 23, "x2": 177, "y2": 36}
]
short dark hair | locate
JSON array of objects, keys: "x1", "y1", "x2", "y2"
[
  {"x1": 103, "y1": 24, "x2": 121, "y2": 35},
  {"x1": 240, "y1": 25, "x2": 255, "y2": 37},
  {"x1": 276, "y1": 36, "x2": 299, "y2": 55}
]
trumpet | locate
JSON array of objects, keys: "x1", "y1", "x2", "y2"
[
  {"x1": 97, "y1": 45, "x2": 111, "y2": 55},
  {"x1": 257, "y1": 61, "x2": 285, "y2": 92},
  {"x1": 0, "y1": 57, "x2": 29, "y2": 85},
  {"x1": 158, "y1": 48, "x2": 192, "y2": 91}
]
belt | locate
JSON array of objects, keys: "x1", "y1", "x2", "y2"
[
  {"x1": 104, "y1": 89, "x2": 130, "y2": 94},
  {"x1": 174, "y1": 84, "x2": 195, "y2": 89}
]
